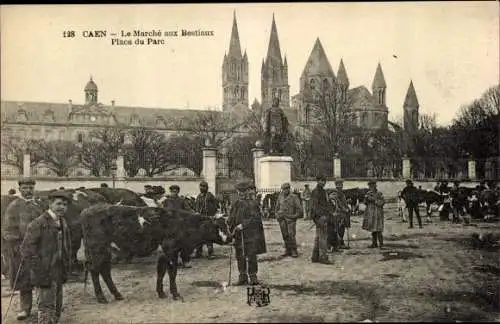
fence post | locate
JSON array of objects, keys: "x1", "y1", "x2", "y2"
[
  {"x1": 202, "y1": 146, "x2": 218, "y2": 194},
  {"x1": 116, "y1": 149, "x2": 126, "y2": 180},
  {"x1": 333, "y1": 154, "x2": 342, "y2": 178},
  {"x1": 23, "y1": 150, "x2": 31, "y2": 177},
  {"x1": 467, "y1": 159, "x2": 476, "y2": 180},
  {"x1": 402, "y1": 156, "x2": 411, "y2": 179},
  {"x1": 252, "y1": 142, "x2": 265, "y2": 190}
]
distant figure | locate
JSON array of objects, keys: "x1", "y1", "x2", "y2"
[
  {"x1": 100, "y1": 183, "x2": 108, "y2": 188},
  {"x1": 193, "y1": 181, "x2": 219, "y2": 259},
  {"x1": 59, "y1": 187, "x2": 65, "y2": 190},
  {"x1": 8, "y1": 189, "x2": 16, "y2": 196},
  {"x1": 362, "y1": 180, "x2": 385, "y2": 249},
  {"x1": 264, "y1": 97, "x2": 289, "y2": 155},
  {"x1": 401, "y1": 179, "x2": 422, "y2": 229},
  {"x1": 302, "y1": 184, "x2": 312, "y2": 220},
  {"x1": 275, "y1": 182, "x2": 302, "y2": 258}
]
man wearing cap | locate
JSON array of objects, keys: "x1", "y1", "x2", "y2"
[
  {"x1": 2, "y1": 178, "x2": 45, "y2": 320},
  {"x1": 450, "y1": 181, "x2": 465, "y2": 223},
  {"x1": 22, "y1": 190, "x2": 72, "y2": 324},
  {"x1": 193, "y1": 181, "x2": 219, "y2": 259},
  {"x1": 310, "y1": 175, "x2": 334, "y2": 264},
  {"x1": 362, "y1": 180, "x2": 385, "y2": 248},
  {"x1": 275, "y1": 182, "x2": 303, "y2": 257},
  {"x1": 329, "y1": 180, "x2": 350, "y2": 250},
  {"x1": 228, "y1": 180, "x2": 267, "y2": 285},
  {"x1": 401, "y1": 179, "x2": 422, "y2": 229}
]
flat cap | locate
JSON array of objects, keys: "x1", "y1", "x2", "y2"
[
  {"x1": 405, "y1": 179, "x2": 413, "y2": 184},
  {"x1": 316, "y1": 175, "x2": 326, "y2": 181},
  {"x1": 235, "y1": 180, "x2": 250, "y2": 192},
  {"x1": 48, "y1": 190, "x2": 72, "y2": 203},
  {"x1": 169, "y1": 184, "x2": 180, "y2": 191},
  {"x1": 334, "y1": 179, "x2": 343, "y2": 185},
  {"x1": 281, "y1": 182, "x2": 291, "y2": 189},
  {"x1": 199, "y1": 181, "x2": 208, "y2": 187},
  {"x1": 18, "y1": 178, "x2": 36, "y2": 185},
  {"x1": 368, "y1": 180, "x2": 377, "y2": 185},
  {"x1": 145, "y1": 185, "x2": 153, "y2": 188}
]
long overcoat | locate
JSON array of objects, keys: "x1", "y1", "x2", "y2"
[
  {"x1": 228, "y1": 197, "x2": 267, "y2": 256},
  {"x1": 361, "y1": 190, "x2": 385, "y2": 232},
  {"x1": 1, "y1": 197, "x2": 45, "y2": 290}
]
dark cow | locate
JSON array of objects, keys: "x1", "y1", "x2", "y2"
[
  {"x1": 340, "y1": 188, "x2": 369, "y2": 214},
  {"x1": 261, "y1": 191, "x2": 302, "y2": 219},
  {"x1": 88, "y1": 187, "x2": 148, "y2": 206},
  {"x1": 80, "y1": 204, "x2": 232, "y2": 303}
]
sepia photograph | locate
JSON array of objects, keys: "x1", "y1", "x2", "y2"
[{"x1": 1, "y1": 2, "x2": 499, "y2": 323}]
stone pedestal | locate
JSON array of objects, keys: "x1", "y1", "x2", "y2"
[
  {"x1": 468, "y1": 160, "x2": 476, "y2": 180},
  {"x1": 202, "y1": 148, "x2": 217, "y2": 193},
  {"x1": 333, "y1": 155, "x2": 342, "y2": 178},
  {"x1": 252, "y1": 148, "x2": 265, "y2": 190},
  {"x1": 402, "y1": 157, "x2": 411, "y2": 179},
  {"x1": 259, "y1": 155, "x2": 293, "y2": 190},
  {"x1": 23, "y1": 153, "x2": 31, "y2": 177}
]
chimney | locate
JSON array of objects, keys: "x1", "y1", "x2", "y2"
[{"x1": 68, "y1": 99, "x2": 73, "y2": 117}]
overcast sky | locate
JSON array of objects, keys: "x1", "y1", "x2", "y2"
[{"x1": 1, "y1": 2, "x2": 498, "y2": 125}]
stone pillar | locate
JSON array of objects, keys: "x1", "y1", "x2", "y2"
[
  {"x1": 402, "y1": 156, "x2": 411, "y2": 179},
  {"x1": 333, "y1": 154, "x2": 342, "y2": 179},
  {"x1": 252, "y1": 147, "x2": 265, "y2": 190},
  {"x1": 202, "y1": 147, "x2": 217, "y2": 194},
  {"x1": 23, "y1": 151, "x2": 31, "y2": 177},
  {"x1": 468, "y1": 159, "x2": 476, "y2": 180},
  {"x1": 116, "y1": 150, "x2": 126, "y2": 179},
  {"x1": 259, "y1": 155, "x2": 293, "y2": 190}
]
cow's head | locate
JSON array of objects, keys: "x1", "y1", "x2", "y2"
[{"x1": 200, "y1": 212, "x2": 233, "y2": 245}]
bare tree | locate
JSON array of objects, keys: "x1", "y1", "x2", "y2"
[
  {"x1": 1, "y1": 132, "x2": 43, "y2": 174},
  {"x1": 36, "y1": 140, "x2": 79, "y2": 177},
  {"x1": 183, "y1": 111, "x2": 244, "y2": 148},
  {"x1": 125, "y1": 128, "x2": 172, "y2": 177}
]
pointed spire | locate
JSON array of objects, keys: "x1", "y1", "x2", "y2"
[
  {"x1": 261, "y1": 59, "x2": 265, "y2": 71},
  {"x1": 300, "y1": 37, "x2": 335, "y2": 78},
  {"x1": 228, "y1": 10, "x2": 242, "y2": 58},
  {"x1": 372, "y1": 62, "x2": 386, "y2": 89},
  {"x1": 337, "y1": 58, "x2": 349, "y2": 86},
  {"x1": 265, "y1": 13, "x2": 283, "y2": 66},
  {"x1": 404, "y1": 80, "x2": 419, "y2": 108},
  {"x1": 243, "y1": 49, "x2": 248, "y2": 60},
  {"x1": 284, "y1": 54, "x2": 288, "y2": 67}
]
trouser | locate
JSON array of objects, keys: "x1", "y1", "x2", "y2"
[
  {"x1": 371, "y1": 232, "x2": 384, "y2": 248},
  {"x1": 38, "y1": 279, "x2": 63, "y2": 324},
  {"x1": 19, "y1": 290, "x2": 33, "y2": 314},
  {"x1": 303, "y1": 200, "x2": 310, "y2": 219},
  {"x1": 327, "y1": 218, "x2": 340, "y2": 250},
  {"x1": 234, "y1": 244, "x2": 258, "y2": 281},
  {"x1": 278, "y1": 218, "x2": 297, "y2": 253},
  {"x1": 311, "y1": 217, "x2": 329, "y2": 262},
  {"x1": 338, "y1": 222, "x2": 346, "y2": 246},
  {"x1": 195, "y1": 243, "x2": 214, "y2": 257},
  {"x1": 408, "y1": 204, "x2": 422, "y2": 228}
]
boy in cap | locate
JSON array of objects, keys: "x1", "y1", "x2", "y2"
[
  {"x1": 2, "y1": 178, "x2": 44, "y2": 320},
  {"x1": 194, "y1": 181, "x2": 219, "y2": 259},
  {"x1": 275, "y1": 182, "x2": 303, "y2": 257},
  {"x1": 228, "y1": 180, "x2": 267, "y2": 285},
  {"x1": 310, "y1": 175, "x2": 334, "y2": 264},
  {"x1": 22, "y1": 190, "x2": 72, "y2": 324},
  {"x1": 329, "y1": 180, "x2": 350, "y2": 250}
]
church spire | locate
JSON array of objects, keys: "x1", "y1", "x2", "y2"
[
  {"x1": 404, "y1": 80, "x2": 419, "y2": 109},
  {"x1": 228, "y1": 10, "x2": 242, "y2": 58},
  {"x1": 265, "y1": 13, "x2": 283, "y2": 66},
  {"x1": 372, "y1": 62, "x2": 387, "y2": 89},
  {"x1": 337, "y1": 58, "x2": 349, "y2": 87}
]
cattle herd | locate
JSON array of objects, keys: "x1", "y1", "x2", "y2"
[{"x1": 1, "y1": 181, "x2": 499, "y2": 305}]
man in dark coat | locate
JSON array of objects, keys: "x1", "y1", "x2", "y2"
[
  {"x1": 228, "y1": 180, "x2": 267, "y2": 285},
  {"x1": 2, "y1": 178, "x2": 45, "y2": 320},
  {"x1": 193, "y1": 181, "x2": 219, "y2": 259},
  {"x1": 22, "y1": 190, "x2": 72, "y2": 324},
  {"x1": 401, "y1": 179, "x2": 422, "y2": 229},
  {"x1": 310, "y1": 175, "x2": 334, "y2": 264},
  {"x1": 329, "y1": 180, "x2": 350, "y2": 250},
  {"x1": 275, "y1": 182, "x2": 303, "y2": 257}
]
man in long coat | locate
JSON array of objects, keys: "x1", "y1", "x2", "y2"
[
  {"x1": 362, "y1": 180, "x2": 385, "y2": 248},
  {"x1": 228, "y1": 181, "x2": 267, "y2": 285},
  {"x1": 328, "y1": 180, "x2": 350, "y2": 250},
  {"x1": 193, "y1": 181, "x2": 219, "y2": 259},
  {"x1": 2, "y1": 178, "x2": 45, "y2": 320},
  {"x1": 22, "y1": 190, "x2": 72, "y2": 324},
  {"x1": 310, "y1": 175, "x2": 334, "y2": 264}
]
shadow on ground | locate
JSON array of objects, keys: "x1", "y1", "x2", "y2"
[
  {"x1": 379, "y1": 251, "x2": 426, "y2": 262},
  {"x1": 256, "y1": 314, "x2": 325, "y2": 323}
]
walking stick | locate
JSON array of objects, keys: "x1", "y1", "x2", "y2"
[
  {"x1": 3, "y1": 237, "x2": 28, "y2": 323},
  {"x1": 228, "y1": 241, "x2": 233, "y2": 286}
]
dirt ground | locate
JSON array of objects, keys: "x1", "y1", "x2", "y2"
[{"x1": 2, "y1": 203, "x2": 500, "y2": 323}]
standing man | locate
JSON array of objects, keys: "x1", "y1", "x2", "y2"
[
  {"x1": 2, "y1": 178, "x2": 45, "y2": 321},
  {"x1": 329, "y1": 180, "x2": 350, "y2": 249},
  {"x1": 22, "y1": 190, "x2": 72, "y2": 324},
  {"x1": 362, "y1": 180, "x2": 385, "y2": 249},
  {"x1": 228, "y1": 181, "x2": 267, "y2": 285},
  {"x1": 401, "y1": 179, "x2": 422, "y2": 229},
  {"x1": 194, "y1": 181, "x2": 219, "y2": 259},
  {"x1": 301, "y1": 184, "x2": 312, "y2": 220},
  {"x1": 275, "y1": 183, "x2": 303, "y2": 258},
  {"x1": 310, "y1": 175, "x2": 334, "y2": 264}
]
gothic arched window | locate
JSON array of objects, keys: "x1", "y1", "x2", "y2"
[
  {"x1": 77, "y1": 133, "x2": 84, "y2": 143},
  {"x1": 240, "y1": 88, "x2": 245, "y2": 99},
  {"x1": 272, "y1": 88, "x2": 277, "y2": 99},
  {"x1": 323, "y1": 78, "x2": 329, "y2": 90},
  {"x1": 310, "y1": 78, "x2": 316, "y2": 91}
]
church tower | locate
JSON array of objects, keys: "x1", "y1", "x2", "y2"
[
  {"x1": 403, "y1": 80, "x2": 420, "y2": 154},
  {"x1": 337, "y1": 58, "x2": 350, "y2": 104},
  {"x1": 84, "y1": 76, "x2": 98, "y2": 105},
  {"x1": 371, "y1": 62, "x2": 387, "y2": 108},
  {"x1": 222, "y1": 11, "x2": 249, "y2": 111},
  {"x1": 261, "y1": 14, "x2": 290, "y2": 111}
]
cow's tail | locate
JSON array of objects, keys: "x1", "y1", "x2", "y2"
[{"x1": 83, "y1": 261, "x2": 89, "y2": 295}]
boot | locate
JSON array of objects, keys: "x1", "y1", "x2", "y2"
[
  {"x1": 377, "y1": 232, "x2": 384, "y2": 249},
  {"x1": 17, "y1": 290, "x2": 32, "y2": 320},
  {"x1": 290, "y1": 248, "x2": 298, "y2": 258},
  {"x1": 369, "y1": 232, "x2": 378, "y2": 248},
  {"x1": 234, "y1": 274, "x2": 248, "y2": 286},
  {"x1": 249, "y1": 274, "x2": 260, "y2": 285},
  {"x1": 281, "y1": 242, "x2": 291, "y2": 257}
]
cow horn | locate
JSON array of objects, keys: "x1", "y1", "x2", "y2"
[{"x1": 115, "y1": 199, "x2": 123, "y2": 206}]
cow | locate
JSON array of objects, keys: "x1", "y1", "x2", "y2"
[
  {"x1": 80, "y1": 204, "x2": 233, "y2": 303},
  {"x1": 88, "y1": 187, "x2": 147, "y2": 206},
  {"x1": 340, "y1": 188, "x2": 369, "y2": 214}
]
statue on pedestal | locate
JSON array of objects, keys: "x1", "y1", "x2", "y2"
[{"x1": 264, "y1": 97, "x2": 289, "y2": 155}]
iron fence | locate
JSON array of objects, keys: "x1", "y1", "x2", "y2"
[
  {"x1": 411, "y1": 157, "x2": 469, "y2": 180},
  {"x1": 341, "y1": 157, "x2": 402, "y2": 178},
  {"x1": 216, "y1": 151, "x2": 254, "y2": 179}
]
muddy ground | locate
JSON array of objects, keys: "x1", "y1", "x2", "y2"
[{"x1": 2, "y1": 204, "x2": 499, "y2": 323}]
